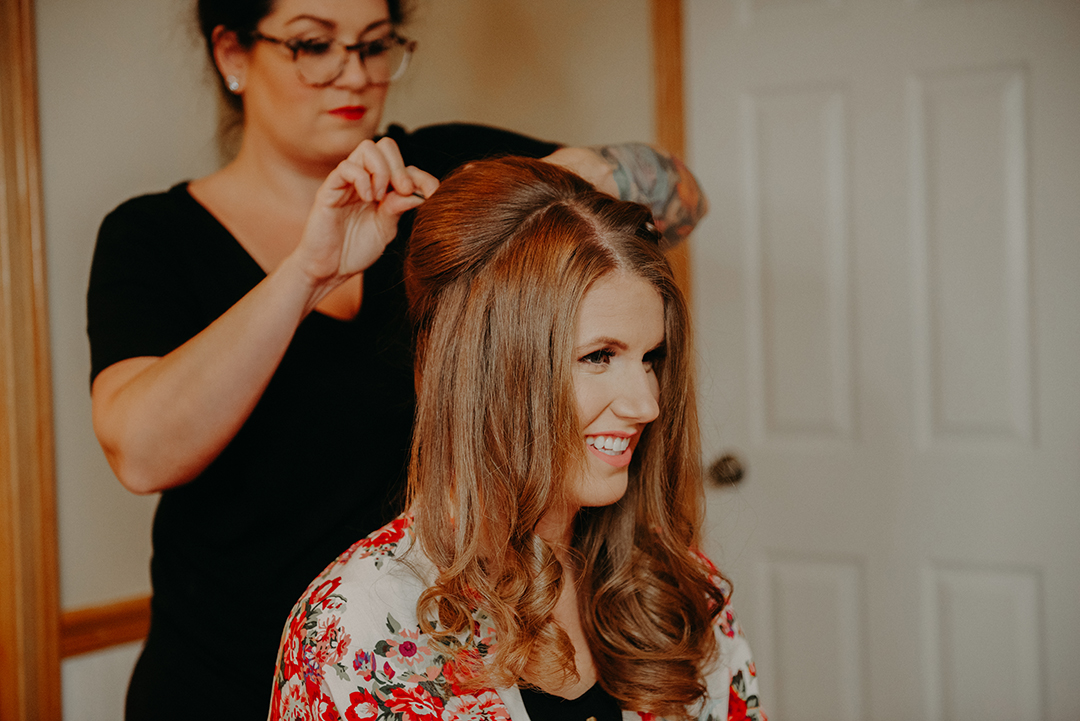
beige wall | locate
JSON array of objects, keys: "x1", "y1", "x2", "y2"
[
  {"x1": 384, "y1": 0, "x2": 654, "y2": 145},
  {"x1": 36, "y1": 0, "x2": 219, "y2": 612},
  {"x1": 35, "y1": 0, "x2": 653, "y2": 715}
]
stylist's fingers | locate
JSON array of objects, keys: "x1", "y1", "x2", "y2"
[
  {"x1": 333, "y1": 158, "x2": 378, "y2": 205},
  {"x1": 378, "y1": 167, "x2": 439, "y2": 217},
  {"x1": 359, "y1": 139, "x2": 393, "y2": 203},
  {"x1": 335, "y1": 139, "x2": 390, "y2": 204},
  {"x1": 374, "y1": 137, "x2": 417, "y2": 199},
  {"x1": 407, "y1": 166, "x2": 439, "y2": 201}
]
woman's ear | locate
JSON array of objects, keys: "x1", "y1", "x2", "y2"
[{"x1": 211, "y1": 25, "x2": 249, "y2": 93}]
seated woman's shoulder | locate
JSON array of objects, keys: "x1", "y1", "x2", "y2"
[
  {"x1": 690, "y1": 547, "x2": 733, "y2": 601},
  {"x1": 290, "y1": 515, "x2": 426, "y2": 622},
  {"x1": 274, "y1": 515, "x2": 433, "y2": 714},
  {"x1": 319, "y1": 515, "x2": 420, "y2": 585}
]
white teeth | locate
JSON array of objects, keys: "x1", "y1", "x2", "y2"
[{"x1": 586, "y1": 435, "x2": 630, "y2": 455}]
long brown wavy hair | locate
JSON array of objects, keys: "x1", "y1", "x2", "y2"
[{"x1": 404, "y1": 156, "x2": 725, "y2": 716}]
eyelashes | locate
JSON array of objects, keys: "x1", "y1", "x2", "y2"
[
  {"x1": 579, "y1": 348, "x2": 615, "y2": 365},
  {"x1": 577, "y1": 346, "x2": 666, "y2": 369},
  {"x1": 285, "y1": 34, "x2": 395, "y2": 58}
]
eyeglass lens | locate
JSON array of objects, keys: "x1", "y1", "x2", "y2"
[{"x1": 295, "y1": 38, "x2": 411, "y2": 86}]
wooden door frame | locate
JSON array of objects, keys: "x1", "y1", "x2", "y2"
[
  {"x1": 0, "y1": 0, "x2": 62, "y2": 718},
  {"x1": 651, "y1": 0, "x2": 691, "y2": 295},
  {"x1": 0, "y1": 1, "x2": 688, "y2": 716}
]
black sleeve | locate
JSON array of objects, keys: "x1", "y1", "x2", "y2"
[
  {"x1": 86, "y1": 193, "x2": 202, "y2": 384},
  {"x1": 384, "y1": 123, "x2": 561, "y2": 180}
]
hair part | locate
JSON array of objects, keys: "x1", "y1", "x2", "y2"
[{"x1": 405, "y1": 157, "x2": 725, "y2": 716}]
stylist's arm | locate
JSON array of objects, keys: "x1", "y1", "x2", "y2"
[{"x1": 90, "y1": 138, "x2": 437, "y2": 494}]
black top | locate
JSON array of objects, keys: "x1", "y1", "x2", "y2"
[
  {"x1": 520, "y1": 683, "x2": 623, "y2": 721},
  {"x1": 87, "y1": 123, "x2": 558, "y2": 720}
]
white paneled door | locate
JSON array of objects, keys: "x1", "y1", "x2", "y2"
[{"x1": 685, "y1": 2, "x2": 1079, "y2": 720}]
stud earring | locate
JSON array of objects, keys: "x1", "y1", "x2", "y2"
[{"x1": 226, "y1": 75, "x2": 241, "y2": 93}]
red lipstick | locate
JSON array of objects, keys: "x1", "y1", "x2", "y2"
[{"x1": 329, "y1": 106, "x2": 366, "y2": 121}]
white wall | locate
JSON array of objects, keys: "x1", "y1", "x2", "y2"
[{"x1": 35, "y1": 0, "x2": 653, "y2": 716}]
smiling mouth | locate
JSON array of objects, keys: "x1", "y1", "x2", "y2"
[{"x1": 586, "y1": 435, "x2": 630, "y2": 455}]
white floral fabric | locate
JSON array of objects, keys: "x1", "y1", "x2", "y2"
[{"x1": 269, "y1": 515, "x2": 766, "y2": 721}]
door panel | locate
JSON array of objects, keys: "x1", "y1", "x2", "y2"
[{"x1": 685, "y1": 2, "x2": 1080, "y2": 719}]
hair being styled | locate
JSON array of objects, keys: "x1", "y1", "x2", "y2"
[{"x1": 405, "y1": 156, "x2": 726, "y2": 717}]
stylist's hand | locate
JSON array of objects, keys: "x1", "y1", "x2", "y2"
[
  {"x1": 294, "y1": 137, "x2": 439, "y2": 287},
  {"x1": 542, "y1": 146, "x2": 619, "y2": 197}
]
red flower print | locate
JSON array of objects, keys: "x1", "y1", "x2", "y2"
[
  {"x1": 279, "y1": 632, "x2": 305, "y2": 682},
  {"x1": 309, "y1": 577, "x2": 344, "y2": 610},
  {"x1": 269, "y1": 683, "x2": 285, "y2": 721},
  {"x1": 385, "y1": 685, "x2": 444, "y2": 720},
  {"x1": 368, "y1": 516, "x2": 410, "y2": 547},
  {"x1": 344, "y1": 689, "x2": 381, "y2": 721},
  {"x1": 281, "y1": 602, "x2": 314, "y2": 676},
  {"x1": 443, "y1": 691, "x2": 510, "y2": 720},
  {"x1": 385, "y1": 627, "x2": 434, "y2": 668},
  {"x1": 728, "y1": 682, "x2": 749, "y2": 721},
  {"x1": 353, "y1": 649, "x2": 376, "y2": 681},
  {"x1": 692, "y1": 548, "x2": 721, "y2": 577},
  {"x1": 383, "y1": 661, "x2": 396, "y2": 680},
  {"x1": 313, "y1": 615, "x2": 351, "y2": 667},
  {"x1": 338, "y1": 516, "x2": 412, "y2": 564},
  {"x1": 316, "y1": 692, "x2": 340, "y2": 721},
  {"x1": 444, "y1": 648, "x2": 483, "y2": 694},
  {"x1": 275, "y1": 678, "x2": 321, "y2": 721},
  {"x1": 719, "y1": 608, "x2": 736, "y2": 639}
]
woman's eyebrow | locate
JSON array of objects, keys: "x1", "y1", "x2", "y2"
[
  {"x1": 284, "y1": 16, "x2": 392, "y2": 36},
  {"x1": 577, "y1": 336, "x2": 629, "y2": 352},
  {"x1": 284, "y1": 14, "x2": 334, "y2": 29}
]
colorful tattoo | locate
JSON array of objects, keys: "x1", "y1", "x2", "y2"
[{"x1": 592, "y1": 143, "x2": 709, "y2": 246}]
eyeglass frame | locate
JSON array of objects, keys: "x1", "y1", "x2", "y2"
[{"x1": 248, "y1": 30, "x2": 417, "y2": 87}]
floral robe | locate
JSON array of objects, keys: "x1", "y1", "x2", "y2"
[{"x1": 269, "y1": 515, "x2": 767, "y2": 721}]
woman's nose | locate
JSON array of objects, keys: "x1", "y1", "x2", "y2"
[
  {"x1": 612, "y1": 367, "x2": 660, "y2": 424},
  {"x1": 336, "y1": 51, "x2": 372, "y2": 88}
]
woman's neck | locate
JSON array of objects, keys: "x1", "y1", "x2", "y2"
[
  {"x1": 541, "y1": 556, "x2": 599, "y2": 699},
  {"x1": 535, "y1": 504, "x2": 578, "y2": 555},
  {"x1": 223, "y1": 131, "x2": 335, "y2": 207},
  {"x1": 186, "y1": 129, "x2": 343, "y2": 276}
]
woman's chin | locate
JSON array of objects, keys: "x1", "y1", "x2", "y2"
[{"x1": 578, "y1": 467, "x2": 630, "y2": 509}]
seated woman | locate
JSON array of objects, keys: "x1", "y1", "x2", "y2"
[{"x1": 270, "y1": 157, "x2": 765, "y2": 721}]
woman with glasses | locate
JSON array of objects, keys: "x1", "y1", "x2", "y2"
[
  {"x1": 271, "y1": 156, "x2": 764, "y2": 720},
  {"x1": 86, "y1": 1, "x2": 708, "y2": 719}
]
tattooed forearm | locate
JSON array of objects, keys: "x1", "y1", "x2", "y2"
[{"x1": 591, "y1": 143, "x2": 709, "y2": 247}]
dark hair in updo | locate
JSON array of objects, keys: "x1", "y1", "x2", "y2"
[{"x1": 196, "y1": 0, "x2": 412, "y2": 113}]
